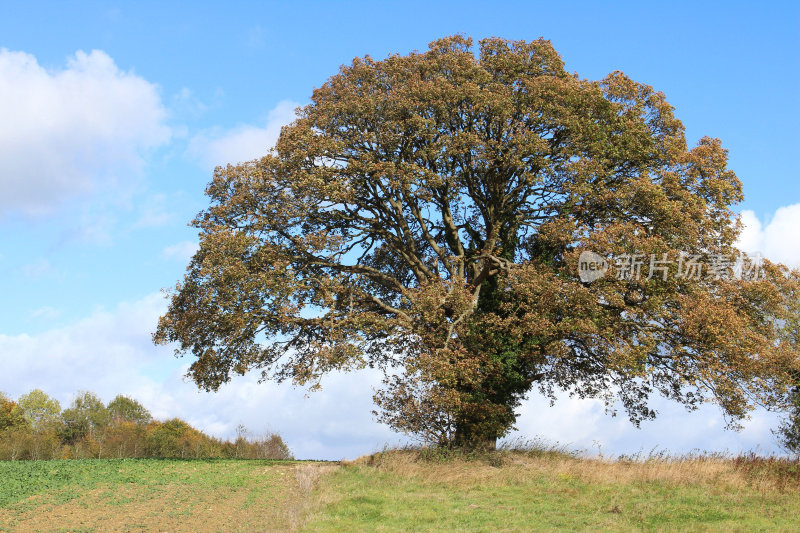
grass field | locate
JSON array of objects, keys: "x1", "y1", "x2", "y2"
[
  {"x1": 0, "y1": 458, "x2": 325, "y2": 531},
  {"x1": 1, "y1": 450, "x2": 799, "y2": 532}
]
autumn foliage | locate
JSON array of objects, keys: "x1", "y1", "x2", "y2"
[
  {"x1": 0, "y1": 390, "x2": 291, "y2": 460},
  {"x1": 155, "y1": 36, "x2": 800, "y2": 448}
]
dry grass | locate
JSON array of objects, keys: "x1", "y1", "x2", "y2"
[
  {"x1": 348, "y1": 447, "x2": 800, "y2": 493},
  {"x1": 2, "y1": 484, "x2": 257, "y2": 532},
  {"x1": 310, "y1": 446, "x2": 800, "y2": 531},
  {"x1": 287, "y1": 463, "x2": 339, "y2": 531}
]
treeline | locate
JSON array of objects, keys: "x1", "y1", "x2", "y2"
[{"x1": 0, "y1": 390, "x2": 292, "y2": 461}]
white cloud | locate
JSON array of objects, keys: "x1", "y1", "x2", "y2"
[
  {"x1": 0, "y1": 294, "x2": 167, "y2": 401},
  {"x1": 162, "y1": 241, "x2": 199, "y2": 262},
  {"x1": 188, "y1": 100, "x2": 299, "y2": 169},
  {"x1": 171, "y1": 87, "x2": 208, "y2": 118},
  {"x1": 0, "y1": 48, "x2": 171, "y2": 216},
  {"x1": 0, "y1": 292, "x2": 789, "y2": 459},
  {"x1": 736, "y1": 203, "x2": 800, "y2": 268},
  {"x1": 510, "y1": 392, "x2": 782, "y2": 457}
]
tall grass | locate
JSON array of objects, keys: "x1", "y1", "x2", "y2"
[{"x1": 348, "y1": 439, "x2": 800, "y2": 492}]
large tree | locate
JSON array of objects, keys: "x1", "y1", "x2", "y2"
[{"x1": 155, "y1": 36, "x2": 800, "y2": 448}]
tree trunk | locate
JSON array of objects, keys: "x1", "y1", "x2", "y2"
[{"x1": 453, "y1": 422, "x2": 498, "y2": 451}]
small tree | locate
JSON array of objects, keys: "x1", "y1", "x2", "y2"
[
  {"x1": 0, "y1": 393, "x2": 28, "y2": 431},
  {"x1": 103, "y1": 420, "x2": 147, "y2": 458},
  {"x1": 17, "y1": 389, "x2": 62, "y2": 459},
  {"x1": 0, "y1": 393, "x2": 32, "y2": 460},
  {"x1": 156, "y1": 36, "x2": 800, "y2": 448},
  {"x1": 60, "y1": 391, "x2": 110, "y2": 443},
  {"x1": 107, "y1": 395, "x2": 153, "y2": 425},
  {"x1": 18, "y1": 389, "x2": 61, "y2": 431}
]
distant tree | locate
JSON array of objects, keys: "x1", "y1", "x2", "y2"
[
  {"x1": 1, "y1": 389, "x2": 292, "y2": 460},
  {"x1": 103, "y1": 420, "x2": 147, "y2": 458},
  {"x1": 254, "y1": 433, "x2": 293, "y2": 460},
  {"x1": 60, "y1": 391, "x2": 110, "y2": 442},
  {"x1": 107, "y1": 395, "x2": 153, "y2": 425},
  {"x1": 18, "y1": 389, "x2": 62, "y2": 432},
  {"x1": 145, "y1": 418, "x2": 203, "y2": 458},
  {"x1": 0, "y1": 393, "x2": 28, "y2": 431},
  {"x1": 0, "y1": 393, "x2": 31, "y2": 460},
  {"x1": 16, "y1": 389, "x2": 62, "y2": 459},
  {"x1": 156, "y1": 36, "x2": 800, "y2": 448}
]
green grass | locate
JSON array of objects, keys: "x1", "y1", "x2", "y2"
[
  {"x1": 1, "y1": 453, "x2": 798, "y2": 532},
  {"x1": 0, "y1": 458, "x2": 292, "y2": 507},
  {"x1": 305, "y1": 452, "x2": 800, "y2": 532},
  {"x1": 0, "y1": 458, "x2": 307, "y2": 532}
]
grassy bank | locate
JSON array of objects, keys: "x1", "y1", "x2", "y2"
[
  {"x1": 1, "y1": 450, "x2": 798, "y2": 531},
  {"x1": 306, "y1": 450, "x2": 800, "y2": 532}
]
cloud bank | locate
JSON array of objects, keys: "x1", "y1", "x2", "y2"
[
  {"x1": 0, "y1": 49, "x2": 170, "y2": 216},
  {"x1": 188, "y1": 100, "x2": 299, "y2": 169},
  {"x1": 737, "y1": 203, "x2": 800, "y2": 268}
]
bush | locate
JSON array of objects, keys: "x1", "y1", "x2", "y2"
[
  {"x1": 145, "y1": 419, "x2": 204, "y2": 458},
  {"x1": 0, "y1": 394, "x2": 28, "y2": 432}
]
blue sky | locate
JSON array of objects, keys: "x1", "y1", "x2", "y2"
[{"x1": 1, "y1": 1, "x2": 798, "y2": 459}]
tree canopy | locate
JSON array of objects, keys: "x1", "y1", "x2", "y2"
[
  {"x1": 18, "y1": 389, "x2": 61, "y2": 432},
  {"x1": 60, "y1": 391, "x2": 110, "y2": 442},
  {"x1": 155, "y1": 36, "x2": 800, "y2": 447},
  {"x1": 108, "y1": 395, "x2": 153, "y2": 426},
  {"x1": 0, "y1": 393, "x2": 27, "y2": 432}
]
